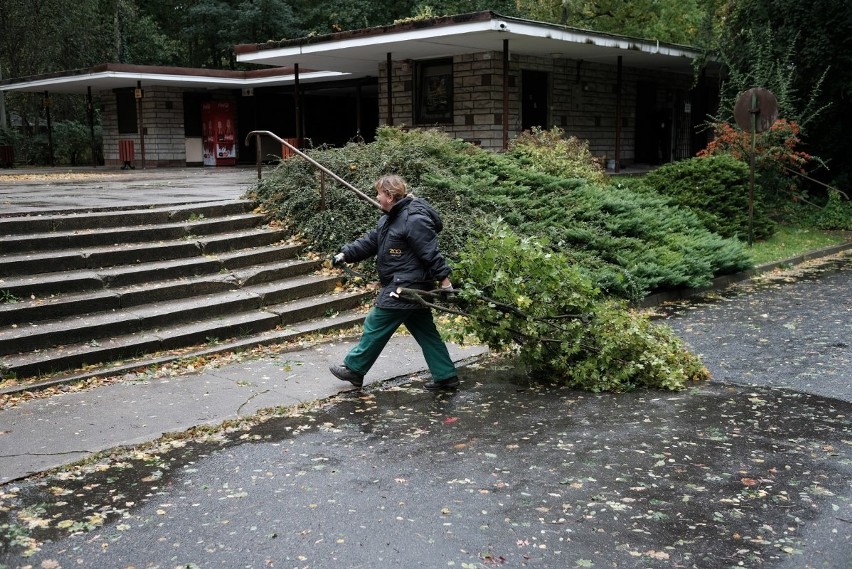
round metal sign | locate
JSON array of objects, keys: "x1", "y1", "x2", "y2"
[{"x1": 734, "y1": 87, "x2": 779, "y2": 133}]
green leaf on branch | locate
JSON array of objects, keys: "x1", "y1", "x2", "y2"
[{"x1": 433, "y1": 221, "x2": 710, "y2": 392}]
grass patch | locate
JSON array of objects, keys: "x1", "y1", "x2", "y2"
[{"x1": 747, "y1": 225, "x2": 848, "y2": 265}]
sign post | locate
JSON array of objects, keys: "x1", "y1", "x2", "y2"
[{"x1": 733, "y1": 87, "x2": 778, "y2": 246}]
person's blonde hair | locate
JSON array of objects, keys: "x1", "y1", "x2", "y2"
[{"x1": 375, "y1": 175, "x2": 408, "y2": 201}]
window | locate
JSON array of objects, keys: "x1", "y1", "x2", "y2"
[
  {"x1": 415, "y1": 59, "x2": 453, "y2": 124},
  {"x1": 115, "y1": 89, "x2": 137, "y2": 134}
]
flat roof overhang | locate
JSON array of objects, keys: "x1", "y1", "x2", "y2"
[
  {"x1": 0, "y1": 63, "x2": 348, "y2": 94},
  {"x1": 0, "y1": 12, "x2": 714, "y2": 96},
  {"x1": 235, "y1": 11, "x2": 705, "y2": 78}
]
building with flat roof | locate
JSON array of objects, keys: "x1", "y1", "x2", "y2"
[{"x1": 0, "y1": 11, "x2": 719, "y2": 170}]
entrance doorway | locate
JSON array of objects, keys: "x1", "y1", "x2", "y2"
[
  {"x1": 522, "y1": 70, "x2": 549, "y2": 131},
  {"x1": 635, "y1": 82, "x2": 673, "y2": 165}
]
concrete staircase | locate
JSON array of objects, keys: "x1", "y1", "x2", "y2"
[{"x1": 0, "y1": 200, "x2": 371, "y2": 388}]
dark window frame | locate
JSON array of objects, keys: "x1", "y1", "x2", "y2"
[
  {"x1": 115, "y1": 89, "x2": 138, "y2": 135},
  {"x1": 183, "y1": 92, "x2": 204, "y2": 137},
  {"x1": 414, "y1": 58, "x2": 453, "y2": 125}
]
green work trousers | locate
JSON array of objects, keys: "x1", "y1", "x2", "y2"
[{"x1": 344, "y1": 307, "x2": 457, "y2": 381}]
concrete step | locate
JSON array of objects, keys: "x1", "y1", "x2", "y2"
[
  {"x1": 0, "y1": 228, "x2": 293, "y2": 277},
  {"x1": 0, "y1": 249, "x2": 311, "y2": 309},
  {"x1": 0, "y1": 290, "x2": 370, "y2": 379},
  {"x1": 0, "y1": 200, "x2": 256, "y2": 234},
  {"x1": 0, "y1": 197, "x2": 371, "y2": 385},
  {"x1": 0, "y1": 274, "x2": 343, "y2": 355},
  {"x1": 0, "y1": 213, "x2": 269, "y2": 254},
  {"x1": 0, "y1": 308, "x2": 368, "y2": 395},
  {"x1": 0, "y1": 258, "x2": 321, "y2": 327}
]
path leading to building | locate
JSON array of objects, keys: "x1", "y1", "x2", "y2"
[{"x1": 0, "y1": 166, "x2": 255, "y2": 215}]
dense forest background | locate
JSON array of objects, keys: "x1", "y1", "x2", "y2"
[{"x1": 0, "y1": 0, "x2": 850, "y2": 188}]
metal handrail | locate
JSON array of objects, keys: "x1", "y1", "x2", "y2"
[{"x1": 244, "y1": 130, "x2": 382, "y2": 210}]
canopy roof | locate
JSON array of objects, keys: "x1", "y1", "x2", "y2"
[
  {"x1": 0, "y1": 63, "x2": 341, "y2": 94},
  {"x1": 1, "y1": 11, "x2": 709, "y2": 95},
  {"x1": 236, "y1": 11, "x2": 705, "y2": 77}
]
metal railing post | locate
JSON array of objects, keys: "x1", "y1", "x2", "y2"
[
  {"x1": 255, "y1": 134, "x2": 262, "y2": 180},
  {"x1": 244, "y1": 130, "x2": 382, "y2": 210}
]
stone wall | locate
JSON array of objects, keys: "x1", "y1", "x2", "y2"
[
  {"x1": 378, "y1": 52, "x2": 516, "y2": 151},
  {"x1": 101, "y1": 86, "x2": 187, "y2": 168},
  {"x1": 378, "y1": 52, "x2": 697, "y2": 162}
]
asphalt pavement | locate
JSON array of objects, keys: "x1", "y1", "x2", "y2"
[{"x1": 0, "y1": 167, "x2": 850, "y2": 568}]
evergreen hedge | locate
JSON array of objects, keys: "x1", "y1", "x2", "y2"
[
  {"x1": 641, "y1": 155, "x2": 776, "y2": 241},
  {"x1": 248, "y1": 128, "x2": 752, "y2": 301}
]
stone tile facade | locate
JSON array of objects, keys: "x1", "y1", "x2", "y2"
[
  {"x1": 101, "y1": 86, "x2": 188, "y2": 168},
  {"x1": 95, "y1": 52, "x2": 700, "y2": 168},
  {"x1": 379, "y1": 51, "x2": 697, "y2": 164}
]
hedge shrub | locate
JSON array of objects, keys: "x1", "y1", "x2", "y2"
[
  {"x1": 507, "y1": 126, "x2": 609, "y2": 185},
  {"x1": 641, "y1": 155, "x2": 775, "y2": 241},
  {"x1": 811, "y1": 189, "x2": 852, "y2": 230},
  {"x1": 248, "y1": 128, "x2": 752, "y2": 300}
]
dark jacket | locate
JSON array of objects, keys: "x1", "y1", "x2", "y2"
[{"x1": 340, "y1": 196, "x2": 450, "y2": 309}]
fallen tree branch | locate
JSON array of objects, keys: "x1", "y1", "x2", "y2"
[{"x1": 394, "y1": 287, "x2": 579, "y2": 345}]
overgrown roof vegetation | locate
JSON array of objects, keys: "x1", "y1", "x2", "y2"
[{"x1": 250, "y1": 127, "x2": 753, "y2": 302}]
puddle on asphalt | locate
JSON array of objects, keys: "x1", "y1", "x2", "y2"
[{"x1": 0, "y1": 364, "x2": 530, "y2": 556}]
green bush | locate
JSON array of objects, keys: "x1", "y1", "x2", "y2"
[
  {"x1": 248, "y1": 127, "x2": 752, "y2": 300},
  {"x1": 642, "y1": 155, "x2": 776, "y2": 241},
  {"x1": 455, "y1": 172, "x2": 752, "y2": 296},
  {"x1": 811, "y1": 189, "x2": 852, "y2": 230},
  {"x1": 444, "y1": 222, "x2": 709, "y2": 391},
  {"x1": 54, "y1": 121, "x2": 96, "y2": 166},
  {"x1": 507, "y1": 126, "x2": 608, "y2": 185},
  {"x1": 0, "y1": 126, "x2": 20, "y2": 146},
  {"x1": 20, "y1": 133, "x2": 52, "y2": 166}
]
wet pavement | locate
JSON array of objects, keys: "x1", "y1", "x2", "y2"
[
  {"x1": 0, "y1": 253, "x2": 850, "y2": 568},
  {"x1": 663, "y1": 255, "x2": 852, "y2": 403},
  {"x1": 0, "y1": 338, "x2": 488, "y2": 484},
  {"x1": 0, "y1": 166, "x2": 256, "y2": 215}
]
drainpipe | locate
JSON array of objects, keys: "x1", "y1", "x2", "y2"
[
  {"x1": 386, "y1": 52, "x2": 394, "y2": 126},
  {"x1": 502, "y1": 39, "x2": 509, "y2": 151},
  {"x1": 87, "y1": 86, "x2": 97, "y2": 167},
  {"x1": 136, "y1": 80, "x2": 145, "y2": 169},
  {"x1": 294, "y1": 63, "x2": 302, "y2": 147},
  {"x1": 615, "y1": 56, "x2": 622, "y2": 173},
  {"x1": 356, "y1": 83, "x2": 362, "y2": 138},
  {"x1": 0, "y1": 66, "x2": 7, "y2": 128}
]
